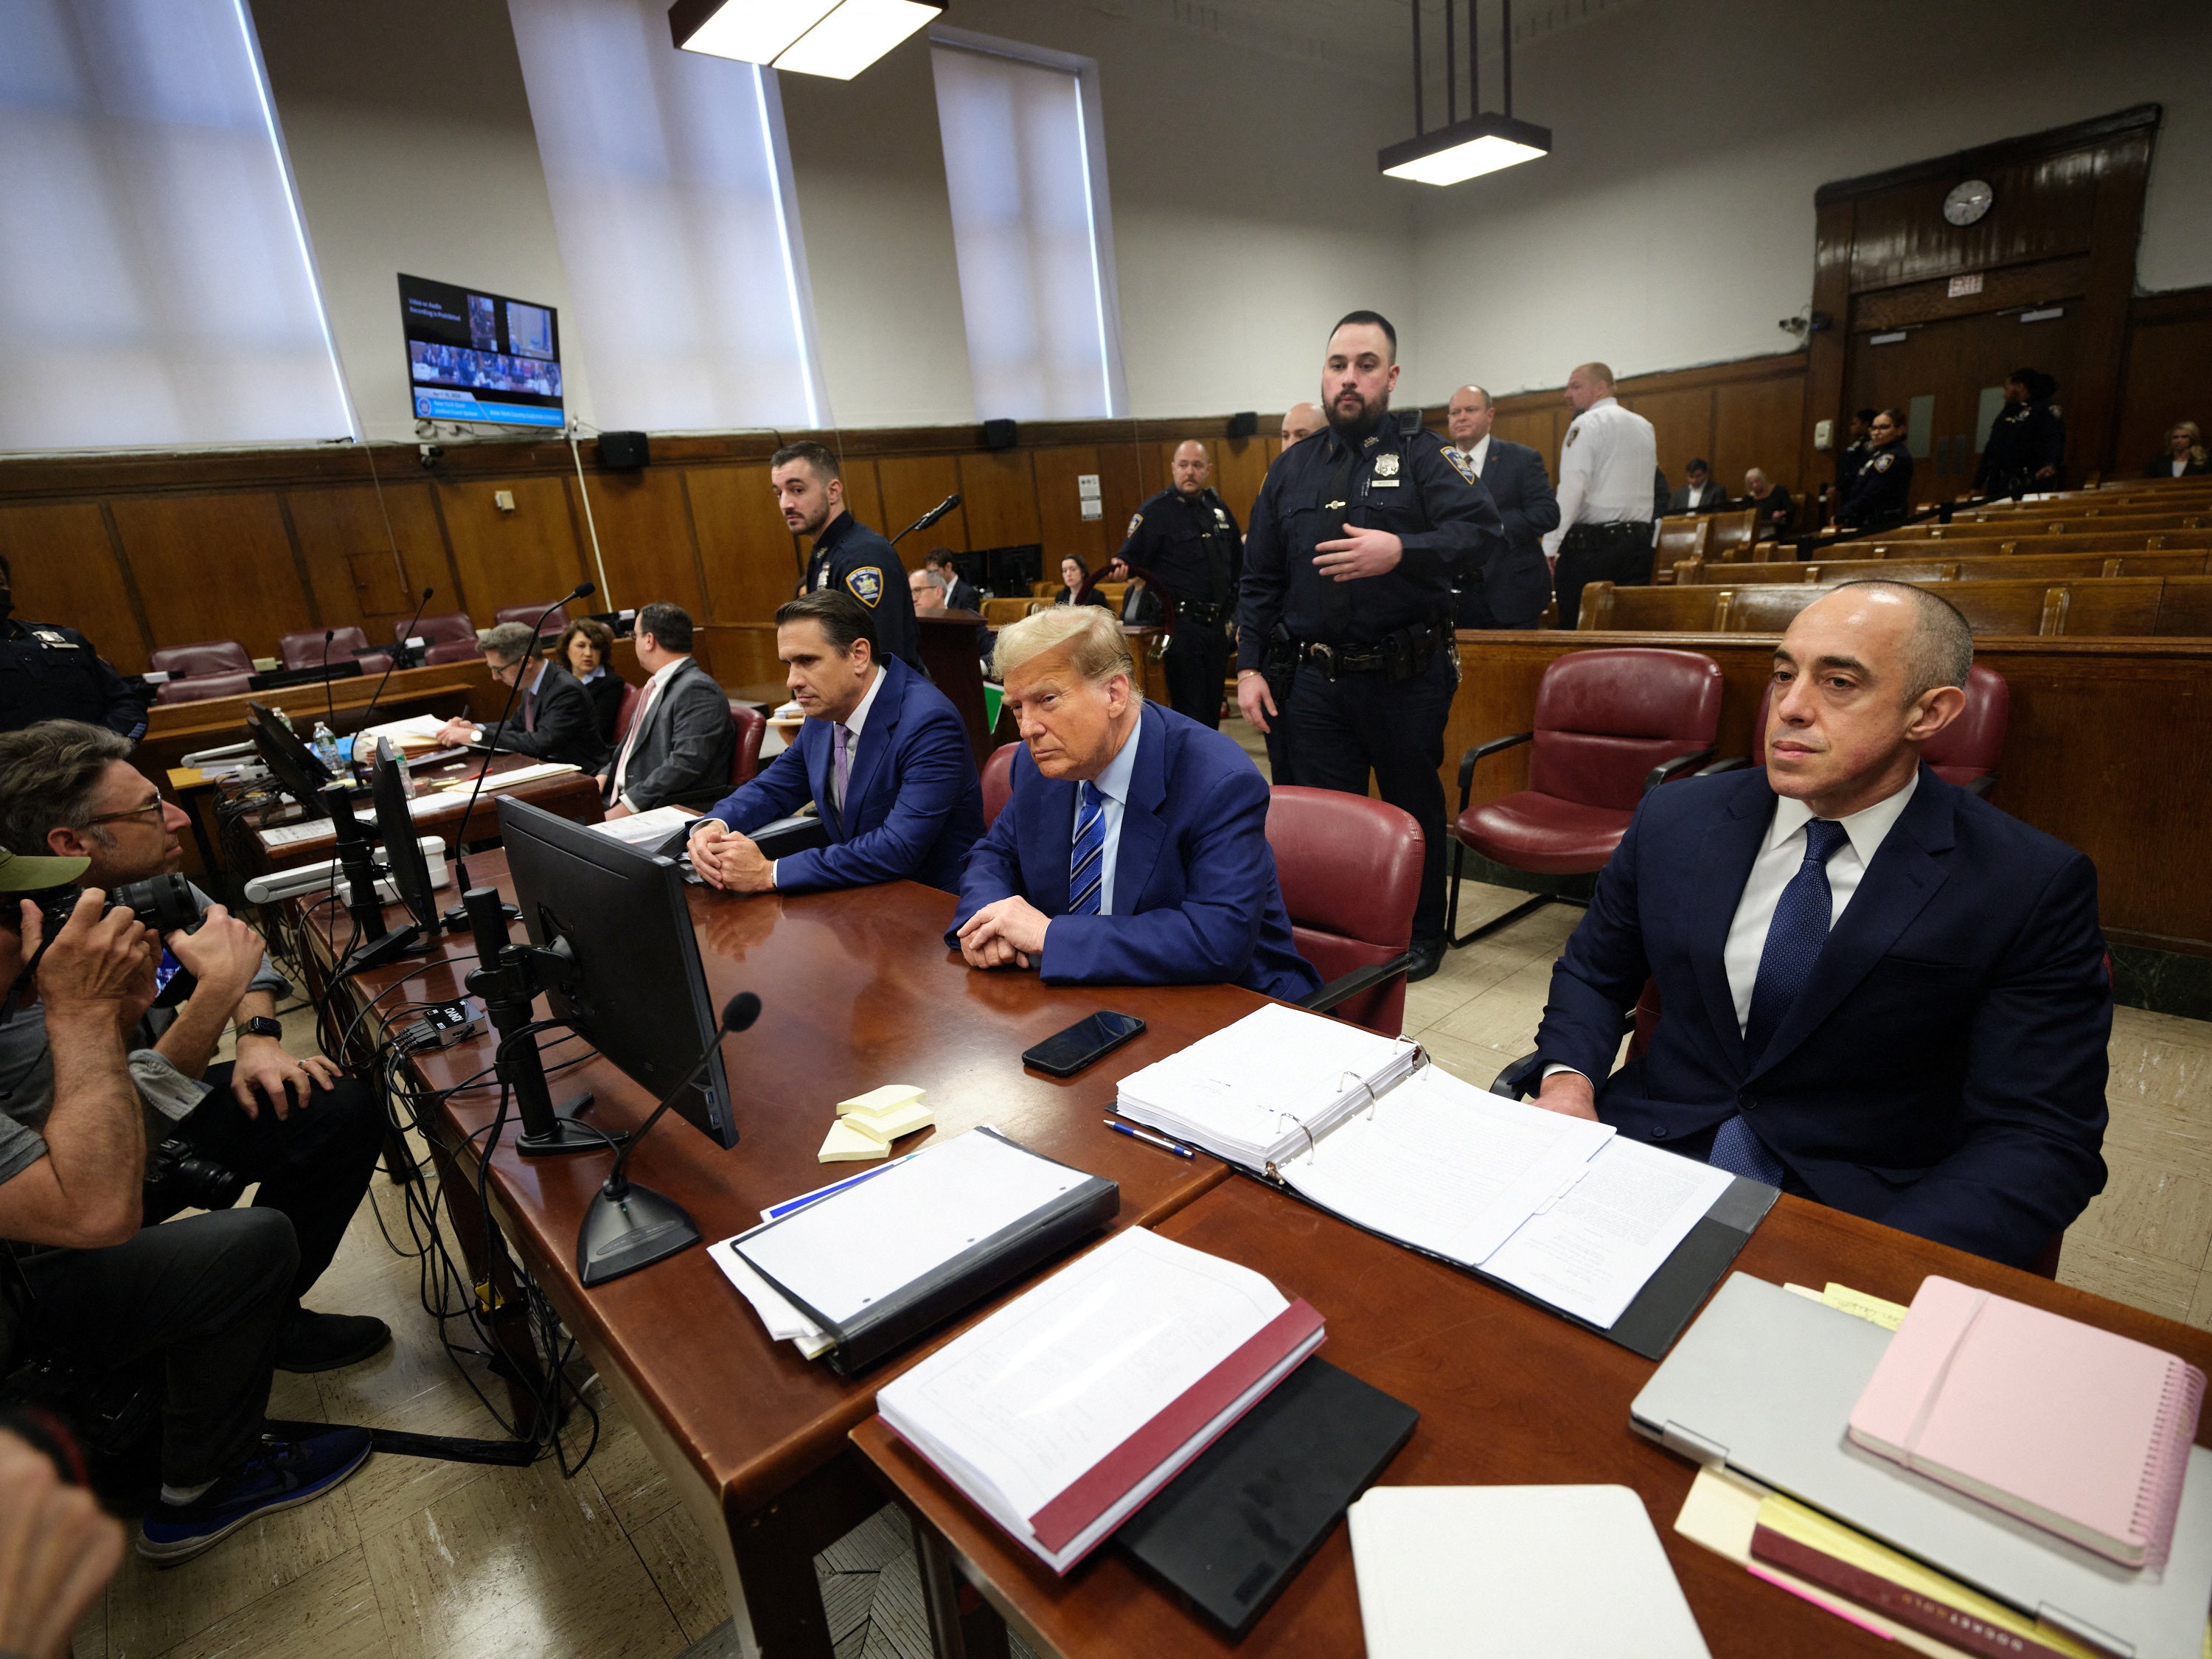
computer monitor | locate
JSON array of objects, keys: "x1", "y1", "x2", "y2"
[
  {"x1": 495, "y1": 797, "x2": 737, "y2": 1148},
  {"x1": 245, "y1": 702, "x2": 332, "y2": 819},
  {"x1": 982, "y1": 543, "x2": 1043, "y2": 597},
  {"x1": 369, "y1": 739, "x2": 439, "y2": 933},
  {"x1": 399, "y1": 274, "x2": 565, "y2": 429}
]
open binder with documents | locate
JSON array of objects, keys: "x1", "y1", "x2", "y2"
[{"x1": 1115, "y1": 1004, "x2": 1776, "y2": 1358}]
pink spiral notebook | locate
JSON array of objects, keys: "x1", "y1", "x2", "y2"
[{"x1": 1846, "y1": 1276, "x2": 2205, "y2": 1568}]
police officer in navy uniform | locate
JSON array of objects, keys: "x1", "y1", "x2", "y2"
[
  {"x1": 0, "y1": 554, "x2": 147, "y2": 740},
  {"x1": 771, "y1": 440, "x2": 923, "y2": 674},
  {"x1": 1974, "y1": 369, "x2": 2065, "y2": 500},
  {"x1": 1834, "y1": 408, "x2": 1915, "y2": 531},
  {"x1": 1237, "y1": 310, "x2": 1504, "y2": 982},
  {"x1": 1107, "y1": 439, "x2": 1241, "y2": 728}
]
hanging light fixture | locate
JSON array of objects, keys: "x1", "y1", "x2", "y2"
[
  {"x1": 1379, "y1": 0, "x2": 1550, "y2": 186},
  {"x1": 669, "y1": 0, "x2": 945, "y2": 81}
]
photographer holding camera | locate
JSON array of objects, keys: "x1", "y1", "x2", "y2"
[
  {"x1": 0, "y1": 855, "x2": 369, "y2": 1565},
  {"x1": 0, "y1": 723, "x2": 387, "y2": 1378}
]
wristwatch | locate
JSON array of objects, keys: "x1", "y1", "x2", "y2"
[{"x1": 234, "y1": 1016, "x2": 284, "y2": 1042}]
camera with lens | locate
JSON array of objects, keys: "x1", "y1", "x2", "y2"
[
  {"x1": 142, "y1": 1132, "x2": 248, "y2": 1214},
  {"x1": 24, "y1": 873, "x2": 206, "y2": 1010}
]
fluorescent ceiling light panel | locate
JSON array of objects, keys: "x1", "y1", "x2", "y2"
[
  {"x1": 1379, "y1": 114, "x2": 1551, "y2": 187},
  {"x1": 775, "y1": 0, "x2": 940, "y2": 79},
  {"x1": 670, "y1": 0, "x2": 839, "y2": 63}
]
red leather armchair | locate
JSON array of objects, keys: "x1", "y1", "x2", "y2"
[
  {"x1": 394, "y1": 612, "x2": 475, "y2": 646},
  {"x1": 147, "y1": 639, "x2": 251, "y2": 678},
  {"x1": 278, "y1": 626, "x2": 390, "y2": 676},
  {"x1": 156, "y1": 671, "x2": 254, "y2": 703},
  {"x1": 1267, "y1": 787, "x2": 1425, "y2": 1037},
  {"x1": 981, "y1": 742, "x2": 1019, "y2": 827},
  {"x1": 1709, "y1": 664, "x2": 2009, "y2": 798},
  {"x1": 496, "y1": 602, "x2": 571, "y2": 635},
  {"x1": 422, "y1": 640, "x2": 481, "y2": 667},
  {"x1": 612, "y1": 682, "x2": 643, "y2": 745},
  {"x1": 1447, "y1": 648, "x2": 1723, "y2": 947},
  {"x1": 728, "y1": 704, "x2": 765, "y2": 788}
]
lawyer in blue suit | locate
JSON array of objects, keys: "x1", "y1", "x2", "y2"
[
  {"x1": 1518, "y1": 581, "x2": 2109, "y2": 1267},
  {"x1": 1442, "y1": 385, "x2": 1557, "y2": 629},
  {"x1": 949, "y1": 605, "x2": 1318, "y2": 1000},
  {"x1": 687, "y1": 593, "x2": 983, "y2": 895}
]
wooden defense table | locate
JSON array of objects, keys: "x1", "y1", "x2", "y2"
[
  {"x1": 853, "y1": 1177, "x2": 2212, "y2": 1658},
  {"x1": 302, "y1": 859, "x2": 1259, "y2": 1658}
]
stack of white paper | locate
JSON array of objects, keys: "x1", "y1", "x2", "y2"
[
  {"x1": 1116, "y1": 1004, "x2": 1419, "y2": 1172},
  {"x1": 587, "y1": 804, "x2": 695, "y2": 848},
  {"x1": 349, "y1": 714, "x2": 449, "y2": 757},
  {"x1": 423, "y1": 760, "x2": 578, "y2": 795}
]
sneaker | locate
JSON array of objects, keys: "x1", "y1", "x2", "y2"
[
  {"x1": 139, "y1": 1428, "x2": 373, "y2": 1565},
  {"x1": 276, "y1": 1310, "x2": 391, "y2": 1373}
]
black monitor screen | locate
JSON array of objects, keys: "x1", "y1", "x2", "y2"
[
  {"x1": 369, "y1": 740, "x2": 438, "y2": 932},
  {"x1": 246, "y1": 703, "x2": 331, "y2": 818},
  {"x1": 495, "y1": 798, "x2": 737, "y2": 1149},
  {"x1": 399, "y1": 274, "x2": 564, "y2": 430}
]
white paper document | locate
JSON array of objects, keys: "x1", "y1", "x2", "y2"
[
  {"x1": 586, "y1": 804, "x2": 695, "y2": 848},
  {"x1": 256, "y1": 818, "x2": 326, "y2": 849},
  {"x1": 352, "y1": 714, "x2": 448, "y2": 752},
  {"x1": 1480, "y1": 1138, "x2": 1735, "y2": 1329},
  {"x1": 734, "y1": 1129, "x2": 1089, "y2": 1329},
  {"x1": 706, "y1": 1238, "x2": 834, "y2": 1359},
  {"x1": 424, "y1": 759, "x2": 578, "y2": 796},
  {"x1": 1277, "y1": 1065, "x2": 1615, "y2": 1270}
]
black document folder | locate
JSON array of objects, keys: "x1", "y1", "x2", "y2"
[{"x1": 1113, "y1": 1357, "x2": 1417, "y2": 1638}]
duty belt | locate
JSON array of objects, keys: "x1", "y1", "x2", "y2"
[
  {"x1": 1299, "y1": 622, "x2": 1446, "y2": 682},
  {"x1": 1177, "y1": 600, "x2": 1228, "y2": 627},
  {"x1": 1568, "y1": 520, "x2": 1652, "y2": 543}
]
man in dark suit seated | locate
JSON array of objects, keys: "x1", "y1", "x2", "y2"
[
  {"x1": 1519, "y1": 580, "x2": 2109, "y2": 1267},
  {"x1": 924, "y1": 549, "x2": 984, "y2": 613},
  {"x1": 437, "y1": 621, "x2": 607, "y2": 772},
  {"x1": 1668, "y1": 459, "x2": 1731, "y2": 514},
  {"x1": 949, "y1": 605, "x2": 1318, "y2": 999},
  {"x1": 1441, "y1": 383, "x2": 1557, "y2": 629},
  {"x1": 599, "y1": 602, "x2": 734, "y2": 817},
  {"x1": 687, "y1": 593, "x2": 984, "y2": 894}
]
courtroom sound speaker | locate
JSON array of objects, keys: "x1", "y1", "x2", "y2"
[
  {"x1": 599, "y1": 430, "x2": 650, "y2": 469},
  {"x1": 1228, "y1": 411, "x2": 1258, "y2": 438},
  {"x1": 983, "y1": 418, "x2": 1018, "y2": 451}
]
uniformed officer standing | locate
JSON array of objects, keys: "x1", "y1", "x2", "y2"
[
  {"x1": 0, "y1": 554, "x2": 147, "y2": 740},
  {"x1": 1250, "y1": 402, "x2": 1326, "y2": 785},
  {"x1": 1540, "y1": 363, "x2": 1658, "y2": 630},
  {"x1": 1835, "y1": 408, "x2": 1915, "y2": 529},
  {"x1": 1826, "y1": 408, "x2": 1876, "y2": 518},
  {"x1": 1974, "y1": 369, "x2": 2065, "y2": 499},
  {"x1": 771, "y1": 441, "x2": 923, "y2": 673},
  {"x1": 1107, "y1": 440, "x2": 1241, "y2": 728},
  {"x1": 1237, "y1": 311, "x2": 1504, "y2": 981}
]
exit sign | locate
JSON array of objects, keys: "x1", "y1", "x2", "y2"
[{"x1": 1948, "y1": 273, "x2": 1984, "y2": 298}]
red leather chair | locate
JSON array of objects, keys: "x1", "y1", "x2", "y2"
[
  {"x1": 612, "y1": 681, "x2": 644, "y2": 745},
  {"x1": 1447, "y1": 649, "x2": 1723, "y2": 946},
  {"x1": 496, "y1": 602, "x2": 571, "y2": 635},
  {"x1": 278, "y1": 626, "x2": 390, "y2": 676},
  {"x1": 981, "y1": 742, "x2": 1020, "y2": 827},
  {"x1": 394, "y1": 612, "x2": 475, "y2": 646},
  {"x1": 422, "y1": 640, "x2": 481, "y2": 667},
  {"x1": 1715, "y1": 664, "x2": 2010, "y2": 797},
  {"x1": 1267, "y1": 787, "x2": 1424, "y2": 1037},
  {"x1": 155, "y1": 671, "x2": 254, "y2": 703},
  {"x1": 728, "y1": 704, "x2": 765, "y2": 789},
  {"x1": 147, "y1": 639, "x2": 251, "y2": 678}
]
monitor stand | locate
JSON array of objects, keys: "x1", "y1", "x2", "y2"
[{"x1": 459, "y1": 886, "x2": 623, "y2": 1158}]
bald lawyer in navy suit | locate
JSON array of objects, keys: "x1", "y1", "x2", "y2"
[
  {"x1": 950, "y1": 605, "x2": 1319, "y2": 1000},
  {"x1": 687, "y1": 593, "x2": 982, "y2": 894},
  {"x1": 1514, "y1": 581, "x2": 2110, "y2": 1267}
]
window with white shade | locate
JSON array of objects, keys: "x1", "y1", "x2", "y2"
[
  {"x1": 508, "y1": 0, "x2": 829, "y2": 431},
  {"x1": 929, "y1": 32, "x2": 1126, "y2": 422},
  {"x1": 0, "y1": 0, "x2": 352, "y2": 451}
]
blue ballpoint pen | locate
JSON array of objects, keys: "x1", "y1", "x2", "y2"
[{"x1": 1103, "y1": 1118, "x2": 1195, "y2": 1158}]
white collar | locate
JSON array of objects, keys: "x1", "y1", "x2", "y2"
[
  {"x1": 644, "y1": 655, "x2": 690, "y2": 689},
  {"x1": 1767, "y1": 768, "x2": 1919, "y2": 865},
  {"x1": 522, "y1": 661, "x2": 546, "y2": 695},
  {"x1": 838, "y1": 662, "x2": 888, "y2": 737},
  {"x1": 1587, "y1": 396, "x2": 1619, "y2": 413}
]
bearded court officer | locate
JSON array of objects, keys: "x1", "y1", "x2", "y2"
[
  {"x1": 1107, "y1": 441, "x2": 1241, "y2": 728},
  {"x1": 773, "y1": 440, "x2": 924, "y2": 673},
  {"x1": 1237, "y1": 310, "x2": 1504, "y2": 981},
  {"x1": 1541, "y1": 362, "x2": 1658, "y2": 630}
]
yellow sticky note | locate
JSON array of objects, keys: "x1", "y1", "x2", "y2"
[
  {"x1": 838, "y1": 1084, "x2": 926, "y2": 1117},
  {"x1": 1820, "y1": 1282, "x2": 1907, "y2": 1331},
  {"x1": 850, "y1": 1099, "x2": 933, "y2": 1142},
  {"x1": 818, "y1": 1119, "x2": 889, "y2": 1164}
]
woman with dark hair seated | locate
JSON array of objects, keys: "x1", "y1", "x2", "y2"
[
  {"x1": 552, "y1": 617, "x2": 623, "y2": 742},
  {"x1": 1051, "y1": 555, "x2": 1109, "y2": 609}
]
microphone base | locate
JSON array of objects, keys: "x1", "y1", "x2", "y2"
[
  {"x1": 518, "y1": 1092, "x2": 626, "y2": 1158},
  {"x1": 443, "y1": 899, "x2": 516, "y2": 933},
  {"x1": 576, "y1": 1181, "x2": 700, "y2": 1286}
]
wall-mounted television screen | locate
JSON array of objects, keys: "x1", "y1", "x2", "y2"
[{"x1": 400, "y1": 274, "x2": 565, "y2": 429}]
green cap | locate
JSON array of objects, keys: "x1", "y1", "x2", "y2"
[{"x1": 0, "y1": 846, "x2": 90, "y2": 894}]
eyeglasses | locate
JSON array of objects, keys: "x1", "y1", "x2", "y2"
[{"x1": 82, "y1": 799, "x2": 167, "y2": 828}]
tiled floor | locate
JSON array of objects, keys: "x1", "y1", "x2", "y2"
[{"x1": 76, "y1": 722, "x2": 2212, "y2": 1659}]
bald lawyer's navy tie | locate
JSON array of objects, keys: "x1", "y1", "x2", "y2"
[{"x1": 1710, "y1": 817, "x2": 1851, "y2": 1185}]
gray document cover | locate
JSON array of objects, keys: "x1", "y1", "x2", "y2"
[{"x1": 1630, "y1": 1273, "x2": 2212, "y2": 1659}]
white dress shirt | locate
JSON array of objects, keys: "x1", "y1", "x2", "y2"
[
  {"x1": 2177, "y1": 458, "x2": 2192, "y2": 479},
  {"x1": 1443, "y1": 434, "x2": 1492, "y2": 481},
  {"x1": 1073, "y1": 714, "x2": 1143, "y2": 916},
  {"x1": 611, "y1": 655, "x2": 687, "y2": 807},
  {"x1": 1545, "y1": 771, "x2": 1919, "y2": 1083},
  {"x1": 1542, "y1": 396, "x2": 1658, "y2": 557}
]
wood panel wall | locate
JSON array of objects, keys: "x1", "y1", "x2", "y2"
[{"x1": 2114, "y1": 285, "x2": 2212, "y2": 476}]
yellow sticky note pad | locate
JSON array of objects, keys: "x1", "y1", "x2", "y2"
[
  {"x1": 1820, "y1": 1282, "x2": 1907, "y2": 1330},
  {"x1": 818, "y1": 1119, "x2": 889, "y2": 1164},
  {"x1": 838, "y1": 1085, "x2": 926, "y2": 1118},
  {"x1": 850, "y1": 1099, "x2": 933, "y2": 1143}
]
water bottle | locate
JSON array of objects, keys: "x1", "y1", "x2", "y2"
[
  {"x1": 394, "y1": 748, "x2": 416, "y2": 798},
  {"x1": 310, "y1": 720, "x2": 344, "y2": 774}
]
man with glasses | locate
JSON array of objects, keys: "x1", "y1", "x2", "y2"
[{"x1": 0, "y1": 721, "x2": 389, "y2": 1377}]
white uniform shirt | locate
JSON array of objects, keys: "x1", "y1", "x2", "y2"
[{"x1": 1542, "y1": 397, "x2": 1658, "y2": 557}]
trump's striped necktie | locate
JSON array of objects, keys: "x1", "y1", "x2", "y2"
[{"x1": 1068, "y1": 783, "x2": 1107, "y2": 916}]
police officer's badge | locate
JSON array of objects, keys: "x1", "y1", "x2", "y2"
[
  {"x1": 1565, "y1": 425, "x2": 1580, "y2": 448},
  {"x1": 1213, "y1": 507, "x2": 1230, "y2": 527},
  {"x1": 1127, "y1": 512, "x2": 1143, "y2": 536},
  {"x1": 1374, "y1": 452, "x2": 1400, "y2": 478},
  {"x1": 1872, "y1": 453, "x2": 1893, "y2": 473},
  {"x1": 845, "y1": 566, "x2": 883, "y2": 607}
]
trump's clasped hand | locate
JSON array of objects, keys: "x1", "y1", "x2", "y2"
[{"x1": 956, "y1": 894, "x2": 1052, "y2": 970}]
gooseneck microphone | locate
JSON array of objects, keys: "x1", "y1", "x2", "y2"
[
  {"x1": 440, "y1": 583, "x2": 593, "y2": 931},
  {"x1": 576, "y1": 992, "x2": 759, "y2": 1286},
  {"x1": 891, "y1": 493, "x2": 961, "y2": 545},
  {"x1": 319, "y1": 627, "x2": 344, "y2": 775},
  {"x1": 360, "y1": 586, "x2": 434, "y2": 734}
]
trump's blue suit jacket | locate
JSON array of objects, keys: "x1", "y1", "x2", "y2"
[
  {"x1": 698, "y1": 657, "x2": 983, "y2": 894},
  {"x1": 1531, "y1": 765, "x2": 2110, "y2": 1267},
  {"x1": 948, "y1": 700, "x2": 1320, "y2": 1001}
]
